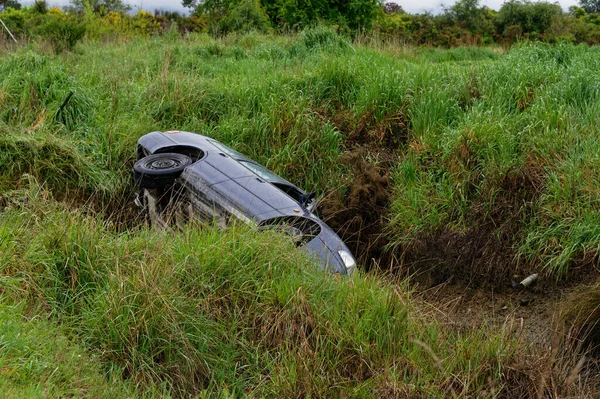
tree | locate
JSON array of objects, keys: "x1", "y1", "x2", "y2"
[
  {"x1": 183, "y1": 0, "x2": 383, "y2": 32},
  {"x1": 569, "y1": 5, "x2": 587, "y2": 19},
  {"x1": 182, "y1": 0, "x2": 237, "y2": 34},
  {"x1": 383, "y1": 2, "x2": 403, "y2": 14},
  {"x1": 69, "y1": 0, "x2": 131, "y2": 14},
  {"x1": 446, "y1": 0, "x2": 494, "y2": 35},
  {"x1": 579, "y1": 0, "x2": 600, "y2": 14},
  {"x1": 220, "y1": 0, "x2": 271, "y2": 32},
  {"x1": 32, "y1": 0, "x2": 47, "y2": 13},
  {"x1": 496, "y1": 0, "x2": 562, "y2": 36},
  {"x1": 0, "y1": 0, "x2": 21, "y2": 11}
]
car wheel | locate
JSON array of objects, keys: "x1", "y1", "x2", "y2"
[{"x1": 133, "y1": 152, "x2": 192, "y2": 189}]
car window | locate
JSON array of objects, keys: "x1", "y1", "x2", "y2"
[
  {"x1": 209, "y1": 139, "x2": 307, "y2": 203},
  {"x1": 270, "y1": 182, "x2": 306, "y2": 204},
  {"x1": 208, "y1": 140, "x2": 248, "y2": 160},
  {"x1": 238, "y1": 160, "x2": 290, "y2": 184},
  {"x1": 259, "y1": 216, "x2": 321, "y2": 245}
]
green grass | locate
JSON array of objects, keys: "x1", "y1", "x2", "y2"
[
  {"x1": 1, "y1": 29, "x2": 600, "y2": 395},
  {"x1": 0, "y1": 301, "x2": 137, "y2": 398},
  {"x1": 0, "y1": 181, "x2": 528, "y2": 397}
]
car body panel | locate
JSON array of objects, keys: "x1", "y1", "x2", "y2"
[{"x1": 135, "y1": 130, "x2": 356, "y2": 275}]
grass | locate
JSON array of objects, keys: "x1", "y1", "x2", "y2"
[
  {"x1": 0, "y1": 300, "x2": 137, "y2": 398},
  {"x1": 0, "y1": 181, "x2": 538, "y2": 397},
  {"x1": 1, "y1": 28, "x2": 600, "y2": 395}
]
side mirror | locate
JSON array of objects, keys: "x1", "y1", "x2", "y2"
[{"x1": 300, "y1": 191, "x2": 316, "y2": 210}]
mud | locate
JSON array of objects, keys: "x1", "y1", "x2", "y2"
[{"x1": 320, "y1": 148, "x2": 393, "y2": 271}]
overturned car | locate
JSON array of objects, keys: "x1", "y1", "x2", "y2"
[{"x1": 133, "y1": 131, "x2": 356, "y2": 275}]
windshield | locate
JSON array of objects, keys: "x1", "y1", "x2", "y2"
[{"x1": 209, "y1": 139, "x2": 308, "y2": 203}]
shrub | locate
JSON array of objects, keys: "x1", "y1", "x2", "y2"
[
  {"x1": 38, "y1": 15, "x2": 86, "y2": 53},
  {"x1": 0, "y1": 8, "x2": 25, "y2": 36},
  {"x1": 297, "y1": 25, "x2": 352, "y2": 51},
  {"x1": 220, "y1": 0, "x2": 272, "y2": 34}
]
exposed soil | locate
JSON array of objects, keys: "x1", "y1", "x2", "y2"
[
  {"x1": 416, "y1": 271, "x2": 600, "y2": 345},
  {"x1": 318, "y1": 108, "x2": 410, "y2": 271},
  {"x1": 400, "y1": 159, "x2": 546, "y2": 292},
  {"x1": 320, "y1": 148, "x2": 394, "y2": 271},
  {"x1": 323, "y1": 106, "x2": 547, "y2": 289}
]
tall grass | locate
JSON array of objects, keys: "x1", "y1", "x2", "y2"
[
  {"x1": 2, "y1": 29, "x2": 600, "y2": 395},
  {"x1": 0, "y1": 181, "x2": 535, "y2": 397},
  {"x1": 0, "y1": 300, "x2": 137, "y2": 397},
  {"x1": 2, "y1": 34, "x2": 600, "y2": 276}
]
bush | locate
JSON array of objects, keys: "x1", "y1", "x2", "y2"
[
  {"x1": 296, "y1": 25, "x2": 352, "y2": 51},
  {"x1": 0, "y1": 8, "x2": 25, "y2": 36},
  {"x1": 131, "y1": 10, "x2": 161, "y2": 35},
  {"x1": 38, "y1": 15, "x2": 86, "y2": 53},
  {"x1": 220, "y1": 0, "x2": 272, "y2": 33}
]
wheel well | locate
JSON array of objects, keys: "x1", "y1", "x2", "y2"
[{"x1": 154, "y1": 146, "x2": 205, "y2": 162}]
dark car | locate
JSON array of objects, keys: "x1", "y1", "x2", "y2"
[{"x1": 132, "y1": 130, "x2": 356, "y2": 275}]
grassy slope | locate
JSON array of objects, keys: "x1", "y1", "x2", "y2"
[
  {"x1": 1, "y1": 30, "x2": 599, "y2": 395},
  {"x1": 2, "y1": 32, "x2": 600, "y2": 276},
  {"x1": 0, "y1": 300, "x2": 136, "y2": 398},
  {"x1": 0, "y1": 182, "x2": 528, "y2": 397}
]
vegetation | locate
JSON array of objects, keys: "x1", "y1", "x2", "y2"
[
  {"x1": 0, "y1": 300, "x2": 138, "y2": 397},
  {"x1": 2, "y1": 27, "x2": 599, "y2": 278},
  {"x1": 1, "y1": 14, "x2": 600, "y2": 398},
  {"x1": 5, "y1": 0, "x2": 600, "y2": 47},
  {"x1": 0, "y1": 182, "x2": 538, "y2": 397}
]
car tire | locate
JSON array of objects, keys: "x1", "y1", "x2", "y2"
[{"x1": 133, "y1": 152, "x2": 192, "y2": 189}]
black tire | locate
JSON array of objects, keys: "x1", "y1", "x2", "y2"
[{"x1": 133, "y1": 152, "x2": 192, "y2": 189}]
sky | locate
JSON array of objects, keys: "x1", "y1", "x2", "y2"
[{"x1": 21, "y1": 0, "x2": 581, "y2": 15}]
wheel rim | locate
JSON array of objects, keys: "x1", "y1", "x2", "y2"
[{"x1": 146, "y1": 158, "x2": 180, "y2": 170}]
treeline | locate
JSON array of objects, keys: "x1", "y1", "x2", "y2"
[
  {"x1": 2, "y1": 0, "x2": 600, "y2": 48},
  {"x1": 378, "y1": 0, "x2": 600, "y2": 46},
  {"x1": 180, "y1": 0, "x2": 600, "y2": 46}
]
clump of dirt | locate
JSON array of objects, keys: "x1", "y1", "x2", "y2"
[
  {"x1": 403, "y1": 161, "x2": 545, "y2": 289},
  {"x1": 331, "y1": 109, "x2": 410, "y2": 151},
  {"x1": 320, "y1": 149, "x2": 393, "y2": 270},
  {"x1": 351, "y1": 111, "x2": 410, "y2": 150}
]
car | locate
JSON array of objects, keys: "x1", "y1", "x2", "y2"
[{"x1": 132, "y1": 130, "x2": 356, "y2": 275}]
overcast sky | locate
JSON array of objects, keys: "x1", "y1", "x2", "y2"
[{"x1": 21, "y1": 0, "x2": 581, "y2": 15}]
